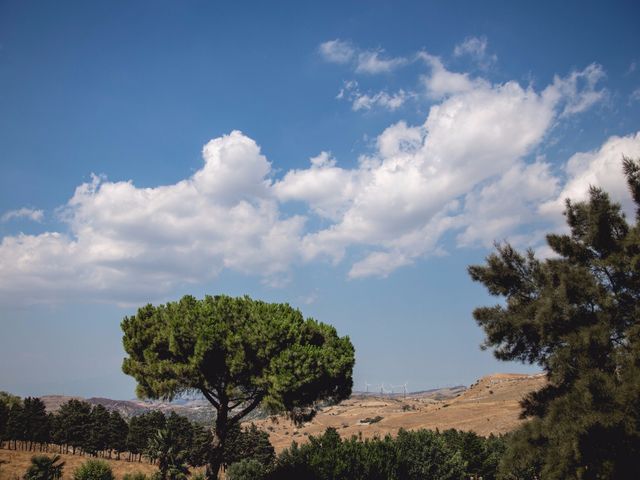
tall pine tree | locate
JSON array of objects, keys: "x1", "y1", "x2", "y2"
[{"x1": 468, "y1": 157, "x2": 640, "y2": 479}]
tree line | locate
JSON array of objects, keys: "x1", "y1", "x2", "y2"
[{"x1": 0, "y1": 395, "x2": 212, "y2": 464}]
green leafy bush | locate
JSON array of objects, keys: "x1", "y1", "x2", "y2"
[
  {"x1": 72, "y1": 459, "x2": 114, "y2": 480},
  {"x1": 227, "y1": 459, "x2": 268, "y2": 480}
]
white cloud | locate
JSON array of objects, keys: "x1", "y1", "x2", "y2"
[
  {"x1": 274, "y1": 152, "x2": 357, "y2": 221},
  {"x1": 453, "y1": 36, "x2": 497, "y2": 69},
  {"x1": 319, "y1": 39, "x2": 355, "y2": 64},
  {"x1": 337, "y1": 81, "x2": 410, "y2": 111},
  {"x1": 0, "y1": 55, "x2": 619, "y2": 304},
  {"x1": 0, "y1": 131, "x2": 305, "y2": 304},
  {"x1": 355, "y1": 50, "x2": 408, "y2": 74},
  {"x1": 418, "y1": 52, "x2": 488, "y2": 99},
  {"x1": 319, "y1": 39, "x2": 407, "y2": 74},
  {"x1": 294, "y1": 61, "x2": 609, "y2": 277},
  {"x1": 456, "y1": 161, "x2": 559, "y2": 247},
  {"x1": 299, "y1": 74, "x2": 561, "y2": 268},
  {"x1": 548, "y1": 63, "x2": 607, "y2": 116},
  {"x1": 631, "y1": 88, "x2": 640, "y2": 103},
  {"x1": 540, "y1": 132, "x2": 640, "y2": 221},
  {"x1": 1, "y1": 208, "x2": 44, "y2": 222}
]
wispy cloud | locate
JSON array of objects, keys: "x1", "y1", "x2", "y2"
[
  {"x1": 319, "y1": 39, "x2": 408, "y2": 74},
  {"x1": 355, "y1": 50, "x2": 408, "y2": 74},
  {"x1": 318, "y1": 39, "x2": 355, "y2": 64},
  {"x1": 1, "y1": 208, "x2": 44, "y2": 222},
  {"x1": 337, "y1": 81, "x2": 410, "y2": 111},
  {"x1": 453, "y1": 36, "x2": 497, "y2": 69}
]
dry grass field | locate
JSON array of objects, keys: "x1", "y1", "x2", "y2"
[
  {"x1": 0, "y1": 449, "x2": 192, "y2": 480},
  {"x1": 251, "y1": 373, "x2": 546, "y2": 451}
]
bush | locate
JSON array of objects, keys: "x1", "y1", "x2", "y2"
[
  {"x1": 227, "y1": 459, "x2": 268, "y2": 480},
  {"x1": 360, "y1": 415, "x2": 383, "y2": 424},
  {"x1": 72, "y1": 460, "x2": 114, "y2": 480},
  {"x1": 23, "y1": 455, "x2": 65, "y2": 480},
  {"x1": 122, "y1": 474, "x2": 149, "y2": 480}
]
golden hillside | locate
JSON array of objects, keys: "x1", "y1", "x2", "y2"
[{"x1": 251, "y1": 373, "x2": 546, "y2": 451}]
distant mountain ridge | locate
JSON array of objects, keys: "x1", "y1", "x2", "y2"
[
  {"x1": 39, "y1": 394, "x2": 216, "y2": 423},
  {"x1": 34, "y1": 373, "x2": 543, "y2": 437}
]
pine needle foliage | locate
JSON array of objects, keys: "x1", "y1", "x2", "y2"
[
  {"x1": 121, "y1": 294, "x2": 354, "y2": 478},
  {"x1": 468, "y1": 157, "x2": 640, "y2": 479}
]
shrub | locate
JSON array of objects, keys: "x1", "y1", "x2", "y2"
[
  {"x1": 227, "y1": 459, "x2": 268, "y2": 480},
  {"x1": 122, "y1": 474, "x2": 149, "y2": 480},
  {"x1": 360, "y1": 415, "x2": 383, "y2": 424},
  {"x1": 23, "y1": 455, "x2": 65, "y2": 480},
  {"x1": 72, "y1": 460, "x2": 114, "y2": 480}
]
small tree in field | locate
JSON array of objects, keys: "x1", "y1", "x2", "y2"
[
  {"x1": 468, "y1": 157, "x2": 640, "y2": 478},
  {"x1": 23, "y1": 454, "x2": 65, "y2": 480},
  {"x1": 121, "y1": 294, "x2": 355, "y2": 479}
]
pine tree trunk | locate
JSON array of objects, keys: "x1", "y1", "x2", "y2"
[{"x1": 206, "y1": 404, "x2": 228, "y2": 480}]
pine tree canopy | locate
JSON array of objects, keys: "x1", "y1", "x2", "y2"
[
  {"x1": 468, "y1": 157, "x2": 640, "y2": 479},
  {"x1": 121, "y1": 294, "x2": 354, "y2": 478}
]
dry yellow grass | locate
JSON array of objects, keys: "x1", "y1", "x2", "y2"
[
  {"x1": 0, "y1": 449, "x2": 161, "y2": 480},
  {"x1": 250, "y1": 373, "x2": 546, "y2": 452}
]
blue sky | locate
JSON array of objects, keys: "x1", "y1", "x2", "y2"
[{"x1": 1, "y1": 0, "x2": 640, "y2": 399}]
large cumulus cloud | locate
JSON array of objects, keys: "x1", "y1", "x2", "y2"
[{"x1": 2, "y1": 51, "x2": 635, "y2": 305}]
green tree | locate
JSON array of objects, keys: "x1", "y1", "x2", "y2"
[
  {"x1": 468, "y1": 157, "x2": 640, "y2": 479},
  {"x1": 164, "y1": 412, "x2": 194, "y2": 456},
  {"x1": 52, "y1": 400, "x2": 92, "y2": 455},
  {"x1": 23, "y1": 454, "x2": 65, "y2": 480},
  {"x1": 0, "y1": 391, "x2": 21, "y2": 408},
  {"x1": 23, "y1": 398, "x2": 50, "y2": 450},
  {"x1": 188, "y1": 424, "x2": 213, "y2": 468},
  {"x1": 86, "y1": 405, "x2": 110, "y2": 456},
  {"x1": 7, "y1": 402, "x2": 26, "y2": 449},
  {"x1": 223, "y1": 423, "x2": 274, "y2": 469},
  {"x1": 0, "y1": 400, "x2": 8, "y2": 443},
  {"x1": 106, "y1": 411, "x2": 128, "y2": 459},
  {"x1": 1, "y1": 392, "x2": 23, "y2": 448},
  {"x1": 126, "y1": 411, "x2": 165, "y2": 462},
  {"x1": 121, "y1": 294, "x2": 354, "y2": 479}
]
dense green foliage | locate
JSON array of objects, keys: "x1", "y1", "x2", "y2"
[
  {"x1": 146, "y1": 428, "x2": 190, "y2": 480},
  {"x1": 23, "y1": 455, "x2": 65, "y2": 480},
  {"x1": 259, "y1": 427, "x2": 504, "y2": 480},
  {"x1": 72, "y1": 459, "x2": 114, "y2": 480},
  {"x1": 223, "y1": 423, "x2": 275, "y2": 469},
  {"x1": 469, "y1": 157, "x2": 640, "y2": 479},
  {"x1": 121, "y1": 294, "x2": 355, "y2": 478},
  {"x1": 227, "y1": 459, "x2": 267, "y2": 480}
]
